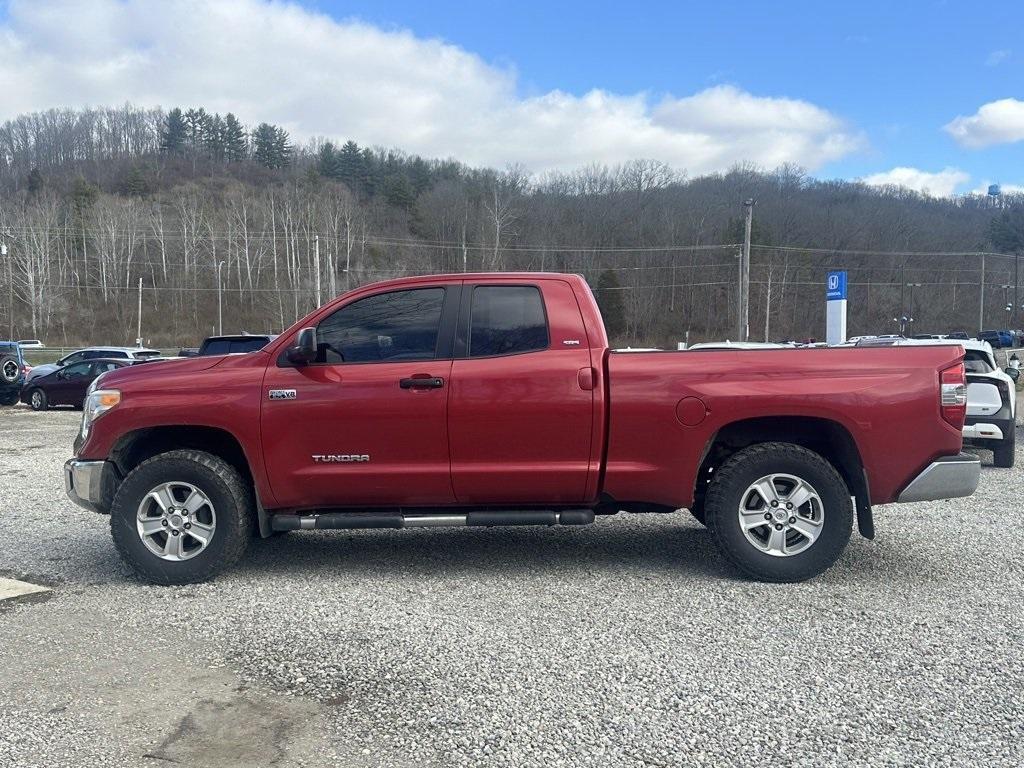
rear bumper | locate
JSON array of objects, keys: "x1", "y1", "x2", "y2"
[
  {"x1": 64, "y1": 459, "x2": 108, "y2": 513},
  {"x1": 896, "y1": 453, "x2": 981, "y2": 503},
  {"x1": 963, "y1": 416, "x2": 1014, "y2": 444}
]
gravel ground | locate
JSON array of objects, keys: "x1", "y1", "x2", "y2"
[{"x1": 0, "y1": 407, "x2": 1022, "y2": 768}]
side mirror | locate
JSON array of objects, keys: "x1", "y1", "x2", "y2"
[
  {"x1": 1005, "y1": 366, "x2": 1020, "y2": 382},
  {"x1": 286, "y1": 327, "x2": 317, "y2": 365}
]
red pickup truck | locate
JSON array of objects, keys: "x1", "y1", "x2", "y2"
[{"x1": 65, "y1": 272, "x2": 980, "y2": 584}]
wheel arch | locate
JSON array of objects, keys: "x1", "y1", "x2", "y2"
[
  {"x1": 108, "y1": 425, "x2": 272, "y2": 535},
  {"x1": 695, "y1": 415, "x2": 873, "y2": 539}
]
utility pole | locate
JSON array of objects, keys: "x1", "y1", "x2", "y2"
[
  {"x1": 979, "y1": 253, "x2": 986, "y2": 332},
  {"x1": 738, "y1": 199, "x2": 753, "y2": 341},
  {"x1": 216, "y1": 260, "x2": 225, "y2": 336},
  {"x1": 314, "y1": 234, "x2": 322, "y2": 307},
  {"x1": 136, "y1": 277, "x2": 143, "y2": 346},
  {"x1": 1, "y1": 243, "x2": 10, "y2": 340},
  {"x1": 1015, "y1": 252, "x2": 1020, "y2": 328}
]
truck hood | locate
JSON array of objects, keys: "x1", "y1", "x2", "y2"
[{"x1": 96, "y1": 354, "x2": 228, "y2": 389}]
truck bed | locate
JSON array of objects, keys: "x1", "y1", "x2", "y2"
[{"x1": 603, "y1": 345, "x2": 966, "y2": 508}]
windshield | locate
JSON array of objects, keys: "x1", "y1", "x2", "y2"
[{"x1": 133, "y1": 350, "x2": 161, "y2": 358}]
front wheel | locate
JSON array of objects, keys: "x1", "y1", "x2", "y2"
[
  {"x1": 29, "y1": 388, "x2": 47, "y2": 411},
  {"x1": 704, "y1": 442, "x2": 852, "y2": 582},
  {"x1": 110, "y1": 449, "x2": 253, "y2": 584}
]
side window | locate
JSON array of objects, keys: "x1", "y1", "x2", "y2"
[
  {"x1": 469, "y1": 286, "x2": 549, "y2": 357},
  {"x1": 63, "y1": 362, "x2": 92, "y2": 379},
  {"x1": 92, "y1": 362, "x2": 118, "y2": 375},
  {"x1": 317, "y1": 288, "x2": 446, "y2": 364},
  {"x1": 62, "y1": 352, "x2": 85, "y2": 365}
]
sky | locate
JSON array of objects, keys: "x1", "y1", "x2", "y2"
[{"x1": 0, "y1": 0, "x2": 1021, "y2": 196}]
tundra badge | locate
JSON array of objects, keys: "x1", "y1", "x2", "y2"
[
  {"x1": 312, "y1": 454, "x2": 370, "y2": 463},
  {"x1": 269, "y1": 389, "x2": 297, "y2": 400}
]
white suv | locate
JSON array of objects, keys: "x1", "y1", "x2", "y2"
[{"x1": 961, "y1": 341, "x2": 1016, "y2": 467}]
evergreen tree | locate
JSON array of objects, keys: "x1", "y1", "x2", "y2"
[
  {"x1": 121, "y1": 166, "x2": 149, "y2": 196},
  {"x1": 223, "y1": 113, "x2": 247, "y2": 162},
  {"x1": 70, "y1": 176, "x2": 99, "y2": 214},
  {"x1": 383, "y1": 173, "x2": 414, "y2": 210},
  {"x1": 184, "y1": 107, "x2": 209, "y2": 151},
  {"x1": 252, "y1": 123, "x2": 279, "y2": 168},
  {"x1": 206, "y1": 113, "x2": 226, "y2": 161},
  {"x1": 317, "y1": 142, "x2": 343, "y2": 180},
  {"x1": 337, "y1": 140, "x2": 364, "y2": 189},
  {"x1": 273, "y1": 127, "x2": 292, "y2": 168},
  {"x1": 160, "y1": 108, "x2": 187, "y2": 154},
  {"x1": 595, "y1": 269, "x2": 626, "y2": 339}
]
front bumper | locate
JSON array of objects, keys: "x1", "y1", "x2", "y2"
[
  {"x1": 64, "y1": 459, "x2": 108, "y2": 513},
  {"x1": 896, "y1": 453, "x2": 981, "y2": 503}
]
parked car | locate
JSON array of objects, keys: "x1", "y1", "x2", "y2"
[
  {"x1": 961, "y1": 342, "x2": 1017, "y2": 467},
  {"x1": 0, "y1": 341, "x2": 27, "y2": 406},
  {"x1": 195, "y1": 334, "x2": 277, "y2": 356},
  {"x1": 65, "y1": 272, "x2": 978, "y2": 586},
  {"x1": 26, "y1": 346, "x2": 160, "y2": 382},
  {"x1": 978, "y1": 330, "x2": 1014, "y2": 349},
  {"x1": 17, "y1": 339, "x2": 45, "y2": 349},
  {"x1": 22, "y1": 358, "x2": 150, "y2": 411}
]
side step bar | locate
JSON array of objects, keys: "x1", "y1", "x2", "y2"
[{"x1": 270, "y1": 509, "x2": 595, "y2": 532}]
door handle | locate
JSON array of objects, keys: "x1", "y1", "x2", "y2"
[{"x1": 400, "y1": 376, "x2": 445, "y2": 389}]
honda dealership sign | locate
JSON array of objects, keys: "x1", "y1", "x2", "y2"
[{"x1": 826, "y1": 270, "x2": 847, "y2": 346}]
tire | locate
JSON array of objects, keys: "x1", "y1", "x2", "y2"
[
  {"x1": 110, "y1": 449, "x2": 253, "y2": 585},
  {"x1": 28, "y1": 388, "x2": 47, "y2": 411},
  {"x1": 705, "y1": 442, "x2": 852, "y2": 583},
  {"x1": 0, "y1": 355, "x2": 19, "y2": 385},
  {"x1": 993, "y1": 433, "x2": 1015, "y2": 468},
  {"x1": 0, "y1": 391, "x2": 19, "y2": 406}
]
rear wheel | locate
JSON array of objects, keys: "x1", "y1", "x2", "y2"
[
  {"x1": 705, "y1": 442, "x2": 852, "y2": 582},
  {"x1": 110, "y1": 450, "x2": 253, "y2": 584},
  {"x1": 29, "y1": 388, "x2": 47, "y2": 411},
  {"x1": 0, "y1": 391, "x2": 18, "y2": 406},
  {"x1": 993, "y1": 432, "x2": 1015, "y2": 468}
]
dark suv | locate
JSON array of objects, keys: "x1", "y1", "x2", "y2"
[{"x1": 0, "y1": 342, "x2": 26, "y2": 405}]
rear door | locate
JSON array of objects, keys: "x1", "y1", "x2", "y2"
[
  {"x1": 261, "y1": 284, "x2": 460, "y2": 509},
  {"x1": 447, "y1": 280, "x2": 596, "y2": 504}
]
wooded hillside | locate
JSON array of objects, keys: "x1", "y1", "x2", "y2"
[{"x1": 1, "y1": 104, "x2": 1021, "y2": 347}]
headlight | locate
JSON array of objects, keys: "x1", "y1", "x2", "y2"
[{"x1": 80, "y1": 388, "x2": 121, "y2": 440}]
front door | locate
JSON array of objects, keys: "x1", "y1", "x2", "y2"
[
  {"x1": 50, "y1": 361, "x2": 93, "y2": 406},
  {"x1": 261, "y1": 285, "x2": 459, "y2": 509},
  {"x1": 447, "y1": 280, "x2": 597, "y2": 505}
]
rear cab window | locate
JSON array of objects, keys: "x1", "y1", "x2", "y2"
[{"x1": 467, "y1": 285, "x2": 549, "y2": 357}]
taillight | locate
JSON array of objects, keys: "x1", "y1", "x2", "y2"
[{"x1": 940, "y1": 363, "x2": 967, "y2": 429}]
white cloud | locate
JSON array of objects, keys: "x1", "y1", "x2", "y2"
[
  {"x1": 944, "y1": 98, "x2": 1024, "y2": 148},
  {"x1": 986, "y1": 49, "x2": 1011, "y2": 66},
  {"x1": 0, "y1": 0, "x2": 863, "y2": 174},
  {"x1": 861, "y1": 167, "x2": 970, "y2": 197}
]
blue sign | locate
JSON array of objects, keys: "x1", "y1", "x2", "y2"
[{"x1": 826, "y1": 270, "x2": 847, "y2": 301}]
